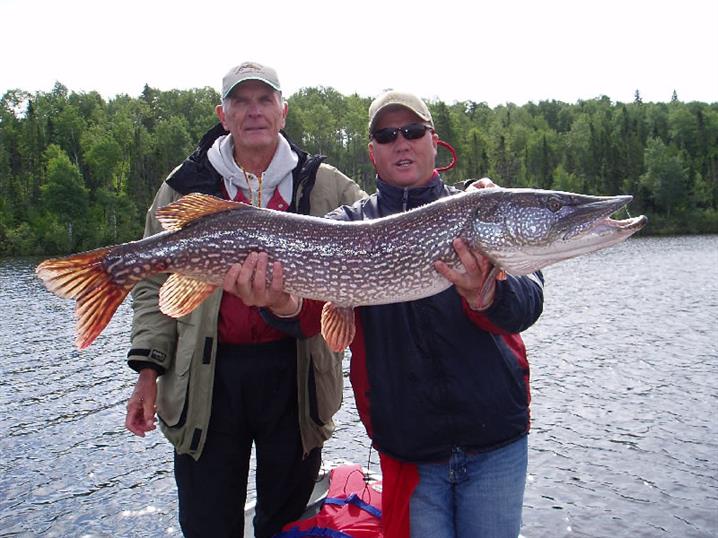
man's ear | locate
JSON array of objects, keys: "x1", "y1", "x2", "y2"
[
  {"x1": 280, "y1": 101, "x2": 288, "y2": 129},
  {"x1": 215, "y1": 104, "x2": 226, "y2": 126},
  {"x1": 368, "y1": 142, "x2": 376, "y2": 167}
]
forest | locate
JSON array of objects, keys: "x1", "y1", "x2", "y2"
[{"x1": 1, "y1": 83, "x2": 716, "y2": 256}]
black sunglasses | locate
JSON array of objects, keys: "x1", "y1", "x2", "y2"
[{"x1": 371, "y1": 123, "x2": 434, "y2": 144}]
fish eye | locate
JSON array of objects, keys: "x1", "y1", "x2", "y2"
[{"x1": 547, "y1": 197, "x2": 562, "y2": 212}]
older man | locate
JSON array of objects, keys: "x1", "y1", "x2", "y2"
[{"x1": 124, "y1": 62, "x2": 365, "y2": 538}]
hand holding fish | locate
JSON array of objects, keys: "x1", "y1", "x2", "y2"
[
  {"x1": 467, "y1": 177, "x2": 497, "y2": 190},
  {"x1": 434, "y1": 239, "x2": 507, "y2": 312},
  {"x1": 125, "y1": 368, "x2": 158, "y2": 437},
  {"x1": 223, "y1": 252, "x2": 302, "y2": 317}
]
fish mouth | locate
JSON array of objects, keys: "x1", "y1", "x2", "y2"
[
  {"x1": 563, "y1": 195, "x2": 646, "y2": 240},
  {"x1": 588, "y1": 214, "x2": 648, "y2": 236},
  {"x1": 535, "y1": 211, "x2": 647, "y2": 272},
  {"x1": 471, "y1": 188, "x2": 648, "y2": 276}
]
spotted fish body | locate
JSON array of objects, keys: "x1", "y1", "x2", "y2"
[
  {"x1": 36, "y1": 188, "x2": 646, "y2": 349},
  {"x1": 103, "y1": 197, "x2": 461, "y2": 307}
]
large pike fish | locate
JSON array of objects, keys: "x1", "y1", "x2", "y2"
[{"x1": 36, "y1": 188, "x2": 646, "y2": 350}]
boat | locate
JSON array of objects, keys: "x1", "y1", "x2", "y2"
[{"x1": 243, "y1": 461, "x2": 382, "y2": 537}]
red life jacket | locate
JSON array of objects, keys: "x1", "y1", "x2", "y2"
[{"x1": 277, "y1": 464, "x2": 383, "y2": 538}]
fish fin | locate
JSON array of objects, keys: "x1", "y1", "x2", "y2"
[
  {"x1": 36, "y1": 248, "x2": 131, "y2": 349},
  {"x1": 159, "y1": 273, "x2": 217, "y2": 318},
  {"x1": 321, "y1": 302, "x2": 356, "y2": 352},
  {"x1": 156, "y1": 193, "x2": 249, "y2": 231}
]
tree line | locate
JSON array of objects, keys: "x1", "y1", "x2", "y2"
[{"x1": 1, "y1": 83, "x2": 716, "y2": 256}]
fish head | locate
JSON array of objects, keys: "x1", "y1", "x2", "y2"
[{"x1": 467, "y1": 188, "x2": 647, "y2": 275}]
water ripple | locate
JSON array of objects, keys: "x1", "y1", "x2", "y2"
[{"x1": 2, "y1": 238, "x2": 717, "y2": 536}]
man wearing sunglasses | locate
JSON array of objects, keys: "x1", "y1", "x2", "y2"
[
  {"x1": 225, "y1": 89, "x2": 544, "y2": 537},
  {"x1": 321, "y1": 90, "x2": 545, "y2": 537}
]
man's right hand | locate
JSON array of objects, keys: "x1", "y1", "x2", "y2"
[
  {"x1": 125, "y1": 368, "x2": 158, "y2": 437},
  {"x1": 223, "y1": 253, "x2": 302, "y2": 317}
]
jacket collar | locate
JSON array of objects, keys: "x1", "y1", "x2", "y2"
[
  {"x1": 167, "y1": 123, "x2": 310, "y2": 198},
  {"x1": 207, "y1": 132, "x2": 297, "y2": 206},
  {"x1": 375, "y1": 172, "x2": 444, "y2": 214}
]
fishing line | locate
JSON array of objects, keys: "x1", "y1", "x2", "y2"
[{"x1": 618, "y1": 206, "x2": 633, "y2": 219}]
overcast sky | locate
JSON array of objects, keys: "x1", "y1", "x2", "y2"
[{"x1": 1, "y1": 0, "x2": 716, "y2": 107}]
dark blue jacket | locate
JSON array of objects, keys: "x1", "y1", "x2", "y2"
[{"x1": 327, "y1": 175, "x2": 544, "y2": 462}]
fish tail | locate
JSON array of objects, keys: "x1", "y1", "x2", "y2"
[{"x1": 36, "y1": 247, "x2": 131, "y2": 349}]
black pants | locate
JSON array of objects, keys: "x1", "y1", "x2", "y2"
[{"x1": 175, "y1": 340, "x2": 322, "y2": 538}]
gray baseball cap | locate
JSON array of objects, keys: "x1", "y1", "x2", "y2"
[
  {"x1": 368, "y1": 90, "x2": 434, "y2": 133},
  {"x1": 222, "y1": 61, "x2": 281, "y2": 98}
]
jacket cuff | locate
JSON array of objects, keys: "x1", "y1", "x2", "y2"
[
  {"x1": 462, "y1": 281, "x2": 509, "y2": 334},
  {"x1": 127, "y1": 347, "x2": 170, "y2": 374},
  {"x1": 259, "y1": 307, "x2": 303, "y2": 338},
  {"x1": 127, "y1": 360, "x2": 166, "y2": 375}
]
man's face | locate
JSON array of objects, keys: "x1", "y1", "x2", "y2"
[
  {"x1": 368, "y1": 107, "x2": 438, "y2": 188},
  {"x1": 216, "y1": 80, "x2": 287, "y2": 153}
]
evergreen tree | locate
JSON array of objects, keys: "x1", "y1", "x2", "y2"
[
  {"x1": 1, "y1": 84, "x2": 717, "y2": 255},
  {"x1": 40, "y1": 144, "x2": 89, "y2": 249}
]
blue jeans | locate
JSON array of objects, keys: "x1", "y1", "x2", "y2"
[{"x1": 409, "y1": 435, "x2": 528, "y2": 538}]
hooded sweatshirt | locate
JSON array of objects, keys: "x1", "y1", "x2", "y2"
[{"x1": 207, "y1": 133, "x2": 298, "y2": 207}]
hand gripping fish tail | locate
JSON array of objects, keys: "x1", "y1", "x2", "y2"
[{"x1": 35, "y1": 247, "x2": 132, "y2": 349}]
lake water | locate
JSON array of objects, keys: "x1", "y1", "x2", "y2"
[{"x1": 1, "y1": 235, "x2": 716, "y2": 537}]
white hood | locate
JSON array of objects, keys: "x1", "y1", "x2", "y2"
[{"x1": 207, "y1": 134, "x2": 298, "y2": 207}]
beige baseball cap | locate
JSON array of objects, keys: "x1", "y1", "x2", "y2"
[
  {"x1": 222, "y1": 61, "x2": 281, "y2": 98},
  {"x1": 368, "y1": 90, "x2": 434, "y2": 133}
]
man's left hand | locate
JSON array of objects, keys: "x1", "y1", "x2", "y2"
[
  {"x1": 467, "y1": 177, "x2": 497, "y2": 190},
  {"x1": 434, "y1": 239, "x2": 506, "y2": 311}
]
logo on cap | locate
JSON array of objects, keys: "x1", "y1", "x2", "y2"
[{"x1": 236, "y1": 62, "x2": 263, "y2": 74}]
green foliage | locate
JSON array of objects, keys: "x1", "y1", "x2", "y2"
[
  {"x1": 82, "y1": 126, "x2": 124, "y2": 191},
  {"x1": 92, "y1": 188, "x2": 142, "y2": 245},
  {"x1": 1, "y1": 84, "x2": 716, "y2": 256},
  {"x1": 3, "y1": 222, "x2": 36, "y2": 255},
  {"x1": 551, "y1": 164, "x2": 585, "y2": 193},
  {"x1": 153, "y1": 115, "x2": 193, "y2": 178},
  {"x1": 31, "y1": 213, "x2": 72, "y2": 255},
  {"x1": 640, "y1": 137, "x2": 689, "y2": 216},
  {"x1": 41, "y1": 144, "x2": 89, "y2": 221},
  {"x1": 285, "y1": 88, "x2": 374, "y2": 192}
]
